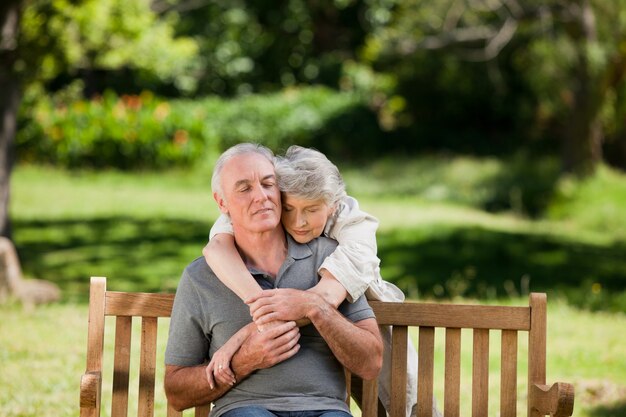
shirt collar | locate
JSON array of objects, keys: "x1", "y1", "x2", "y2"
[{"x1": 246, "y1": 230, "x2": 312, "y2": 276}]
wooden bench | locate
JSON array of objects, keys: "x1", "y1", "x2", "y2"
[{"x1": 80, "y1": 277, "x2": 574, "y2": 417}]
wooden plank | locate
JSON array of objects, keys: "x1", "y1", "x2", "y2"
[
  {"x1": 390, "y1": 326, "x2": 408, "y2": 417},
  {"x1": 86, "y1": 277, "x2": 107, "y2": 372},
  {"x1": 194, "y1": 404, "x2": 211, "y2": 416},
  {"x1": 138, "y1": 317, "x2": 158, "y2": 417},
  {"x1": 370, "y1": 301, "x2": 530, "y2": 330},
  {"x1": 361, "y1": 378, "x2": 379, "y2": 417},
  {"x1": 501, "y1": 330, "x2": 518, "y2": 417},
  {"x1": 111, "y1": 316, "x2": 132, "y2": 417},
  {"x1": 81, "y1": 277, "x2": 107, "y2": 417},
  {"x1": 528, "y1": 293, "x2": 547, "y2": 417},
  {"x1": 105, "y1": 292, "x2": 175, "y2": 317},
  {"x1": 417, "y1": 327, "x2": 434, "y2": 417},
  {"x1": 167, "y1": 405, "x2": 182, "y2": 417},
  {"x1": 444, "y1": 328, "x2": 461, "y2": 417},
  {"x1": 472, "y1": 329, "x2": 489, "y2": 417}
]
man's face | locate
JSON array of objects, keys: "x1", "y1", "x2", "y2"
[{"x1": 215, "y1": 153, "x2": 282, "y2": 234}]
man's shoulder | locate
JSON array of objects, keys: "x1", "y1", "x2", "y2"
[
  {"x1": 181, "y1": 256, "x2": 217, "y2": 285},
  {"x1": 306, "y1": 235, "x2": 338, "y2": 252}
]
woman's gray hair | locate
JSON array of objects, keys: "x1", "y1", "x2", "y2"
[
  {"x1": 275, "y1": 145, "x2": 346, "y2": 208},
  {"x1": 211, "y1": 143, "x2": 275, "y2": 198}
]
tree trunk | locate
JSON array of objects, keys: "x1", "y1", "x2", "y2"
[
  {"x1": 561, "y1": 0, "x2": 602, "y2": 177},
  {"x1": 0, "y1": 0, "x2": 22, "y2": 238}
]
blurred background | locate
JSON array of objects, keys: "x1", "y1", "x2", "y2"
[{"x1": 1, "y1": 0, "x2": 626, "y2": 416}]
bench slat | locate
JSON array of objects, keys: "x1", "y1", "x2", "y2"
[
  {"x1": 501, "y1": 330, "x2": 518, "y2": 417},
  {"x1": 370, "y1": 302, "x2": 530, "y2": 330},
  {"x1": 361, "y1": 378, "x2": 379, "y2": 417},
  {"x1": 444, "y1": 328, "x2": 461, "y2": 417},
  {"x1": 390, "y1": 326, "x2": 408, "y2": 417},
  {"x1": 194, "y1": 404, "x2": 211, "y2": 416},
  {"x1": 138, "y1": 317, "x2": 158, "y2": 417},
  {"x1": 106, "y1": 292, "x2": 175, "y2": 317},
  {"x1": 167, "y1": 405, "x2": 182, "y2": 417},
  {"x1": 528, "y1": 293, "x2": 547, "y2": 417},
  {"x1": 112, "y1": 316, "x2": 132, "y2": 417},
  {"x1": 472, "y1": 329, "x2": 489, "y2": 417},
  {"x1": 417, "y1": 327, "x2": 434, "y2": 417}
]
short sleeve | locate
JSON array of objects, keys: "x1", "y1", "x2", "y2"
[
  {"x1": 209, "y1": 214, "x2": 234, "y2": 239},
  {"x1": 164, "y1": 270, "x2": 210, "y2": 366}
]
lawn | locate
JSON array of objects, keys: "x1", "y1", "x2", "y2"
[{"x1": 4, "y1": 160, "x2": 626, "y2": 416}]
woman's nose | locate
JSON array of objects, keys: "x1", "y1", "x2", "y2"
[{"x1": 296, "y1": 213, "x2": 307, "y2": 226}]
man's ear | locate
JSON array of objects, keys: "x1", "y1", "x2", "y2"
[{"x1": 213, "y1": 192, "x2": 229, "y2": 214}]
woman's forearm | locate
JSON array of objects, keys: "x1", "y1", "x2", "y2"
[
  {"x1": 203, "y1": 234, "x2": 264, "y2": 301},
  {"x1": 309, "y1": 270, "x2": 348, "y2": 307}
]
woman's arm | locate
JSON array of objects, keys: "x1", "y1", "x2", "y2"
[
  {"x1": 249, "y1": 271, "x2": 348, "y2": 326},
  {"x1": 319, "y1": 196, "x2": 383, "y2": 302},
  {"x1": 203, "y1": 233, "x2": 263, "y2": 301},
  {"x1": 205, "y1": 323, "x2": 256, "y2": 389}
]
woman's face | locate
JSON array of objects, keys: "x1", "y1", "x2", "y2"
[{"x1": 281, "y1": 194, "x2": 334, "y2": 243}]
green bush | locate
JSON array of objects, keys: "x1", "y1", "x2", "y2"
[{"x1": 17, "y1": 87, "x2": 365, "y2": 169}]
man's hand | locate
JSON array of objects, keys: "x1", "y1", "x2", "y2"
[
  {"x1": 165, "y1": 320, "x2": 300, "y2": 411},
  {"x1": 232, "y1": 320, "x2": 301, "y2": 374},
  {"x1": 246, "y1": 289, "x2": 321, "y2": 326}
]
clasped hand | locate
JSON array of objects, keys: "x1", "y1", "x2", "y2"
[{"x1": 246, "y1": 288, "x2": 321, "y2": 326}]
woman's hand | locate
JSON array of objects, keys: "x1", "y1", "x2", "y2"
[
  {"x1": 205, "y1": 346, "x2": 237, "y2": 389},
  {"x1": 246, "y1": 289, "x2": 321, "y2": 327}
]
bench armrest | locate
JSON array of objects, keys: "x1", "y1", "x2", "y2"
[
  {"x1": 80, "y1": 371, "x2": 102, "y2": 409},
  {"x1": 529, "y1": 382, "x2": 575, "y2": 417}
]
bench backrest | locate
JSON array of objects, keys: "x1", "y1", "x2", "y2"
[{"x1": 80, "y1": 277, "x2": 573, "y2": 417}]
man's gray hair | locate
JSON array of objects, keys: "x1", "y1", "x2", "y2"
[
  {"x1": 211, "y1": 143, "x2": 275, "y2": 198},
  {"x1": 275, "y1": 145, "x2": 346, "y2": 208}
]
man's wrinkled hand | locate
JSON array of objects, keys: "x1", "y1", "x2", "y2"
[{"x1": 234, "y1": 320, "x2": 301, "y2": 373}]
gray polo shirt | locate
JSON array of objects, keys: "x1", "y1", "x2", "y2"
[{"x1": 165, "y1": 233, "x2": 375, "y2": 417}]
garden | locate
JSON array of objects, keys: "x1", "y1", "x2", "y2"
[{"x1": 2, "y1": 1, "x2": 626, "y2": 415}]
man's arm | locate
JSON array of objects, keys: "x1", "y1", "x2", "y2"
[
  {"x1": 247, "y1": 290, "x2": 383, "y2": 380},
  {"x1": 308, "y1": 301, "x2": 382, "y2": 380},
  {"x1": 164, "y1": 321, "x2": 301, "y2": 411}
]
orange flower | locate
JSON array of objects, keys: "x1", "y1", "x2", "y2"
[{"x1": 173, "y1": 130, "x2": 189, "y2": 146}]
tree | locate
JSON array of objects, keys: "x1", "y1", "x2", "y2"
[
  {"x1": 0, "y1": 0, "x2": 199, "y2": 239},
  {"x1": 364, "y1": 0, "x2": 626, "y2": 176},
  {"x1": 0, "y1": 0, "x2": 22, "y2": 238}
]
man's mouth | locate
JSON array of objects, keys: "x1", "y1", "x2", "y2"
[{"x1": 253, "y1": 207, "x2": 273, "y2": 215}]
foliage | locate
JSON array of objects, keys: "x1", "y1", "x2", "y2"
[
  {"x1": 358, "y1": 0, "x2": 626, "y2": 173},
  {"x1": 548, "y1": 165, "x2": 626, "y2": 240},
  {"x1": 342, "y1": 153, "x2": 562, "y2": 217},
  {"x1": 17, "y1": 0, "x2": 199, "y2": 94},
  {"x1": 149, "y1": 0, "x2": 387, "y2": 95},
  {"x1": 17, "y1": 88, "x2": 211, "y2": 169},
  {"x1": 16, "y1": 86, "x2": 366, "y2": 169}
]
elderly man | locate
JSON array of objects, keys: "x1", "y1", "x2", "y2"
[{"x1": 164, "y1": 143, "x2": 383, "y2": 417}]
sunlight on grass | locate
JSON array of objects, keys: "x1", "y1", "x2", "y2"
[{"x1": 12, "y1": 165, "x2": 219, "y2": 221}]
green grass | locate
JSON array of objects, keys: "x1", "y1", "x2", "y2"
[{"x1": 6, "y1": 159, "x2": 626, "y2": 416}]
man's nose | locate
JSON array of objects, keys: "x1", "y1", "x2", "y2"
[{"x1": 251, "y1": 183, "x2": 269, "y2": 201}]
